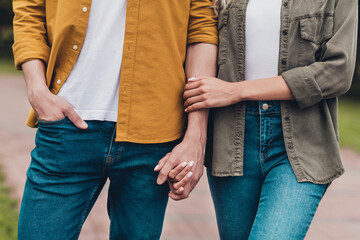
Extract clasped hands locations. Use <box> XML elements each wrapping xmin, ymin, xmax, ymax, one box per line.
<box><xmin>155</xmin><ymin>137</ymin><xmax>205</xmax><ymax>201</ymax></box>
<box><xmin>155</xmin><ymin>76</ymin><xmax>235</xmax><ymax>200</ymax></box>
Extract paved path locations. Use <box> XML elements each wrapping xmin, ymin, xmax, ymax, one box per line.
<box><xmin>0</xmin><ymin>75</ymin><xmax>359</xmax><ymax>240</ymax></box>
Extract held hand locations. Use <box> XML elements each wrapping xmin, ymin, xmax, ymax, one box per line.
<box><xmin>155</xmin><ymin>138</ymin><xmax>205</xmax><ymax>200</ymax></box>
<box><xmin>183</xmin><ymin>76</ymin><xmax>240</xmax><ymax>112</ymax></box>
<box><xmin>28</xmin><ymin>87</ymin><xmax>88</xmax><ymax>129</ymax></box>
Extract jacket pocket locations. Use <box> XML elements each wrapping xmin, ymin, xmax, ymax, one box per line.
<box><xmin>299</xmin><ymin>15</ymin><xmax>334</xmax><ymax>44</ymax></box>
<box><xmin>298</xmin><ymin>15</ymin><xmax>334</xmax><ymax>66</ymax></box>
<box><xmin>218</xmin><ymin>10</ymin><xmax>229</xmax><ymax>65</ymax></box>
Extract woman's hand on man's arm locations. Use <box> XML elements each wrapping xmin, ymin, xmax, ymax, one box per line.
<box><xmin>183</xmin><ymin>75</ymin><xmax>294</xmax><ymax>112</ymax></box>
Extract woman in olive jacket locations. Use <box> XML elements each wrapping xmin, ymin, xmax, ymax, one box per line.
<box><xmin>183</xmin><ymin>0</ymin><xmax>358</xmax><ymax>239</ymax></box>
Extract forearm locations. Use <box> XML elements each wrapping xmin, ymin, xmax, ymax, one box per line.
<box><xmin>184</xmin><ymin>43</ymin><xmax>217</xmax><ymax>144</ymax></box>
<box><xmin>237</xmin><ymin>76</ymin><xmax>294</xmax><ymax>102</ymax></box>
<box><xmin>22</xmin><ymin>60</ymin><xmax>49</xmax><ymax>101</ymax></box>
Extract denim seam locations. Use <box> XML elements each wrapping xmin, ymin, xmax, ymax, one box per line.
<box><xmin>105</xmin><ymin>124</ymin><xmax>118</xmax><ymax>165</ymax></box>
<box><xmin>264</xmin><ymin>116</ymin><xmax>274</xmax><ymax>160</ymax></box>
<box><xmin>75</xmin><ymin>181</ymin><xmax>104</xmax><ymax>239</ymax></box>
<box><xmin>259</xmin><ymin>111</ymin><xmax>265</xmax><ymax>177</ymax></box>
<box><xmin>112</xmin><ymin>144</ymin><xmax>124</xmax><ymax>164</ymax></box>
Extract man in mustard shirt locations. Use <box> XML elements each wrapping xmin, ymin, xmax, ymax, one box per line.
<box><xmin>13</xmin><ymin>0</ymin><xmax>217</xmax><ymax>239</ymax></box>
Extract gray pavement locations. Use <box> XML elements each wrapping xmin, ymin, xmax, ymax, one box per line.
<box><xmin>0</xmin><ymin>75</ymin><xmax>359</xmax><ymax>239</ymax></box>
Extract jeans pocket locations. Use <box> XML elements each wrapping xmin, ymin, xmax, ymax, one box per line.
<box><xmin>37</xmin><ymin>117</ymin><xmax>68</xmax><ymax>126</ymax></box>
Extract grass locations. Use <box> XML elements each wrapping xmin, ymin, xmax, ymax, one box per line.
<box><xmin>0</xmin><ymin>165</ymin><xmax>18</xmax><ymax>240</ymax></box>
<box><xmin>0</xmin><ymin>58</ymin><xmax>20</xmax><ymax>75</ymax></box>
<box><xmin>339</xmin><ymin>99</ymin><xmax>360</xmax><ymax>152</ymax></box>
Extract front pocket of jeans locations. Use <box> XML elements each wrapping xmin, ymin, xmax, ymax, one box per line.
<box><xmin>37</xmin><ymin>117</ymin><xmax>67</xmax><ymax>126</ymax></box>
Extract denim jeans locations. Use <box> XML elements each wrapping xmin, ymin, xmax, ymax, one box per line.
<box><xmin>18</xmin><ymin>118</ymin><xmax>178</xmax><ymax>240</ymax></box>
<box><xmin>207</xmin><ymin>101</ymin><xmax>327</xmax><ymax>240</ymax></box>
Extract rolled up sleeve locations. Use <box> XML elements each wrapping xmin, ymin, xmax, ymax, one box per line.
<box><xmin>13</xmin><ymin>0</ymin><xmax>50</xmax><ymax>70</ymax></box>
<box><xmin>187</xmin><ymin>0</ymin><xmax>218</xmax><ymax>45</ymax></box>
<box><xmin>282</xmin><ymin>0</ymin><xmax>358</xmax><ymax>109</ymax></box>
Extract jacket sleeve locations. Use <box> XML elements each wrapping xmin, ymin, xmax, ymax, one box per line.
<box><xmin>187</xmin><ymin>0</ymin><xmax>219</xmax><ymax>45</ymax></box>
<box><xmin>281</xmin><ymin>0</ymin><xmax>358</xmax><ymax>109</ymax></box>
<box><xmin>12</xmin><ymin>0</ymin><xmax>50</xmax><ymax>70</ymax></box>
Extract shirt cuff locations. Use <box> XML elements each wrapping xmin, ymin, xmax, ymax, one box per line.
<box><xmin>281</xmin><ymin>67</ymin><xmax>323</xmax><ymax>109</ymax></box>
<box><xmin>13</xmin><ymin>41</ymin><xmax>50</xmax><ymax>70</ymax></box>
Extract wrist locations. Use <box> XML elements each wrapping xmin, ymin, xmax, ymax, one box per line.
<box><xmin>235</xmin><ymin>81</ymin><xmax>248</xmax><ymax>102</ymax></box>
<box><xmin>183</xmin><ymin>130</ymin><xmax>207</xmax><ymax>146</ymax></box>
<box><xmin>27</xmin><ymin>82</ymin><xmax>50</xmax><ymax>104</ymax></box>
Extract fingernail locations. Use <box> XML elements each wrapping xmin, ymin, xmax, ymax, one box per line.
<box><xmin>179</xmin><ymin>187</ymin><xmax>184</xmax><ymax>192</ymax></box>
<box><xmin>187</xmin><ymin>172</ymin><xmax>193</xmax><ymax>178</ymax></box>
<box><xmin>188</xmin><ymin>77</ymin><xmax>196</xmax><ymax>81</ymax></box>
<box><xmin>81</xmin><ymin>122</ymin><xmax>88</xmax><ymax>128</ymax></box>
<box><xmin>185</xmin><ymin>109</ymin><xmax>188</xmax><ymax>112</ymax></box>
<box><xmin>181</xmin><ymin>162</ymin><xmax>187</xmax><ymax>168</ymax></box>
<box><xmin>154</xmin><ymin>165</ymin><xmax>159</xmax><ymax>171</ymax></box>
<box><xmin>189</xmin><ymin>161</ymin><xmax>194</xmax><ymax>167</ymax></box>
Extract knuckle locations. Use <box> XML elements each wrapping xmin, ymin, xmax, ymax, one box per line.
<box><xmin>63</xmin><ymin>104</ymin><xmax>72</xmax><ymax>112</ymax></box>
<box><xmin>158</xmin><ymin>171</ymin><xmax>166</xmax><ymax>178</ymax></box>
<box><xmin>169</xmin><ymin>172</ymin><xmax>177</xmax><ymax>179</ymax></box>
<box><xmin>168</xmin><ymin>157</ymin><xmax>176</xmax><ymax>163</ymax></box>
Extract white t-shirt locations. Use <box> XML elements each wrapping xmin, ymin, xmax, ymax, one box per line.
<box><xmin>245</xmin><ymin>0</ymin><xmax>282</xmax><ymax>81</ymax></box>
<box><xmin>58</xmin><ymin>0</ymin><xmax>127</xmax><ymax>122</ymax></box>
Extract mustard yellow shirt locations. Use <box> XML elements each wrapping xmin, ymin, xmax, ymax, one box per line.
<box><xmin>13</xmin><ymin>0</ymin><xmax>218</xmax><ymax>143</ymax></box>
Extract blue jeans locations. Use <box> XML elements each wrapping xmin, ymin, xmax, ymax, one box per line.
<box><xmin>207</xmin><ymin>101</ymin><xmax>327</xmax><ymax>240</ymax></box>
<box><xmin>18</xmin><ymin>118</ymin><xmax>178</xmax><ymax>240</ymax></box>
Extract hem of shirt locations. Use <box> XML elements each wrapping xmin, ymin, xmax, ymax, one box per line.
<box><xmin>207</xmin><ymin>167</ymin><xmax>345</xmax><ymax>185</ymax></box>
<box><xmin>76</xmin><ymin>110</ymin><xmax>118</xmax><ymax>122</ymax></box>
<box><xmin>114</xmin><ymin>132</ymin><xmax>184</xmax><ymax>144</ymax></box>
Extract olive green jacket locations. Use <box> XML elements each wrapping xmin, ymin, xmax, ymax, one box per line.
<box><xmin>205</xmin><ymin>0</ymin><xmax>358</xmax><ymax>184</ymax></box>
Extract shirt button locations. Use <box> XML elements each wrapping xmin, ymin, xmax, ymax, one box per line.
<box><xmin>82</xmin><ymin>6</ymin><xmax>88</xmax><ymax>12</ymax></box>
<box><xmin>282</xmin><ymin>30</ymin><xmax>288</xmax><ymax>36</ymax></box>
<box><xmin>285</xmin><ymin>116</ymin><xmax>290</xmax><ymax>121</ymax></box>
<box><xmin>262</xmin><ymin>103</ymin><xmax>269</xmax><ymax>110</ymax></box>
<box><xmin>284</xmin><ymin>2</ymin><xmax>288</xmax><ymax>7</ymax></box>
<box><xmin>281</xmin><ymin>59</ymin><xmax>287</xmax><ymax>65</ymax></box>
<box><xmin>73</xmin><ymin>45</ymin><xmax>79</xmax><ymax>51</ymax></box>
<box><xmin>57</xmin><ymin>79</ymin><xmax>61</xmax><ymax>85</ymax></box>
<box><xmin>288</xmin><ymin>145</ymin><xmax>294</xmax><ymax>149</ymax></box>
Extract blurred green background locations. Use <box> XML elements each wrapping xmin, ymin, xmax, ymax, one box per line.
<box><xmin>0</xmin><ymin>1</ymin><xmax>359</xmax><ymax>240</ymax></box>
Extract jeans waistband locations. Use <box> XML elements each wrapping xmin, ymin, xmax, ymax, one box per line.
<box><xmin>245</xmin><ymin>101</ymin><xmax>281</xmax><ymax>114</ymax></box>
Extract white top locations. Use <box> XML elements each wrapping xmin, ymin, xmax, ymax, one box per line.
<box><xmin>58</xmin><ymin>0</ymin><xmax>127</xmax><ymax>122</ymax></box>
<box><xmin>245</xmin><ymin>0</ymin><xmax>282</xmax><ymax>81</ymax></box>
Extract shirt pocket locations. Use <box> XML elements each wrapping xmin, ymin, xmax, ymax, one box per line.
<box><xmin>298</xmin><ymin>15</ymin><xmax>334</xmax><ymax>66</ymax></box>
<box><xmin>217</xmin><ymin>10</ymin><xmax>229</xmax><ymax>65</ymax></box>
